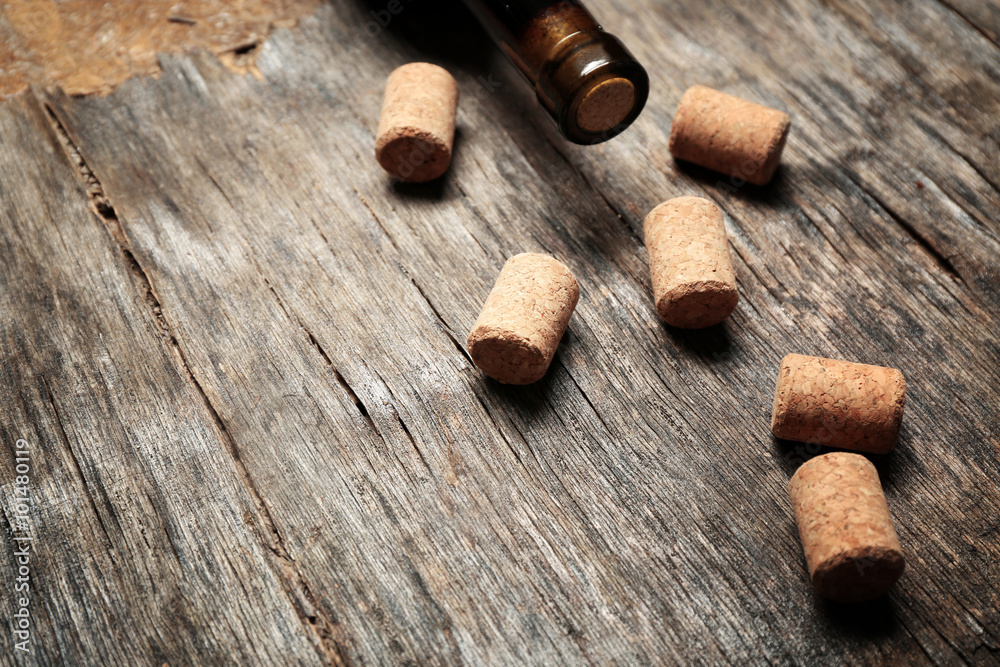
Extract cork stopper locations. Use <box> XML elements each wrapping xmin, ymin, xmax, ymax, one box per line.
<box><xmin>576</xmin><ymin>77</ymin><xmax>637</xmax><ymax>134</ymax></box>
<box><xmin>669</xmin><ymin>85</ymin><xmax>791</xmax><ymax>186</ymax></box>
<box><xmin>375</xmin><ymin>63</ymin><xmax>458</xmax><ymax>183</ymax></box>
<box><xmin>643</xmin><ymin>196</ymin><xmax>739</xmax><ymax>328</ymax></box>
<box><xmin>789</xmin><ymin>452</ymin><xmax>905</xmax><ymax>602</ymax></box>
<box><xmin>467</xmin><ymin>254</ymin><xmax>580</xmax><ymax>385</ymax></box>
<box><xmin>771</xmin><ymin>354</ymin><xmax>906</xmax><ymax>454</ymax></box>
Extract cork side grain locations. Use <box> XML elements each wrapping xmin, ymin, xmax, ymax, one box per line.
<box><xmin>771</xmin><ymin>353</ymin><xmax>907</xmax><ymax>453</ymax></box>
<box><xmin>789</xmin><ymin>452</ymin><xmax>905</xmax><ymax>602</ymax></box>
<box><xmin>643</xmin><ymin>196</ymin><xmax>738</xmax><ymax>328</ymax></box>
<box><xmin>668</xmin><ymin>85</ymin><xmax>791</xmax><ymax>186</ymax></box>
<box><xmin>467</xmin><ymin>253</ymin><xmax>580</xmax><ymax>385</ymax></box>
<box><xmin>375</xmin><ymin>62</ymin><xmax>458</xmax><ymax>183</ymax></box>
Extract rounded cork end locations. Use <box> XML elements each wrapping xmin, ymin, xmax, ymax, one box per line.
<box><xmin>812</xmin><ymin>546</ymin><xmax>906</xmax><ymax>603</ymax></box>
<box><xmin>375</xmin><ymin>130</ymin><xmax>451</xmax><ymax>183</ymax></box>
<box><xmin>750</xmin><ymin>114</ymin><xmax>792</xmax><ymax>186</ymax></box>
<box><xmin>467</xmin><ymin>329</ymin><xmax>548</xmax><ymax>385</ymax></box>
<box><xmin>576</xmin><ymin>77</ymin><xmax>637</xmax><ymax>134</ymax></box>
<box><xmin>535</xmin><ymin>33</ymin><xmax>648</xmax><ymax>145</ymax></box>
<box><xmin>657</xmin><ymin>282</ymin><xmax>739</xmax><ymax>329</ymax></box>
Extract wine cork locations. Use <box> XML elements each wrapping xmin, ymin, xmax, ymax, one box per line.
<box><xmin>375</xmin><ymin>63</ymin><xmax>458</xmax><ymax>183</ymax></box>
<box><xmin>576</xmin><ymin>77</ymin><xmax>636</xmax><ymax>134</ymax></box>
<box><xmin>771</xmin><ymin>354</ymin><xmax>906</xmax><ymax>454</ymax></box>
<box><xmin>643</xmin><ymin>196</ymin><xmax>738</xmax><ymax>328</ymax></box>
<box><xmin>467</xmin><ymin>254</ymin><xmax>579</xmax><ymax>385</ymax></box>
<box><xmin>789</xmin><ymin>452</ymin><xmax>905</xmax><ymax>602</ymax></box>
<box><xmin>668</xmin><ymin>85</ymin><xmax>791</xmax><ymax>186</ymax></box>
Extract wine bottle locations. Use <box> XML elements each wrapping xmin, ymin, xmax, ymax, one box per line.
<box><xmin>462</xmin><ymin>0</ymin><xmax>649</xmax><ymax>144</ymax></box>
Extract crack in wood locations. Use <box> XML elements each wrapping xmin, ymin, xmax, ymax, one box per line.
<box><xmin>228</xmin><ymin>41</ymin><xmax>261</xmax><ymax>56</ymax></box>
<box><xmin>452</xmin><ymin>179</ymin><xmax>508</xmax><ymax>262</ymax></box>
<box><xmin>254</xmin><ymin>267</ymin><xmax>414</xmax><ymax>488</ymax></box>
<box><xmin>539</xmin><ymin>131</ymin><xmax>645</xmax><ymax>246</ymax></box>
<box><xmin>555</xmin><ymin>360</ymin><xmax>613</xmax><ymax>437</ymax></box>
<box><xmin>333</xmin><ymin>368</ymin><xmax>375</xmax><ymax>429</ymax></box>
<box><xmin>354</xmin><ymin>188</ymin><xmax>473</xmax><ymax>369</ymax></box>
<box><xmin>910</xmin><ymin>115</ymin><xmax>1000</xmax><ymax>208</ymax></box>
<box><xmin>405</xmin><ymin>274</ymin><xmax>473</xmax><ymax>368</ymax></box>
<box><xmin>728</xmin><ymin>243</ymin><xmax>787</xmax><ymax>307</ymax></box>
<box><xmin>395</xmin><ymin>413</ymin><xmax>431</xmax><ymax>474</ymax></box>
<box><xmin>443</xmin><ymin>327</ymin><xmax>474</xmax><ymax>366</ymax></box>
<box><xmin>40</xmin><ymin>97</ymin><xmax>353</xmax><ymax>667</ymax></box>
<box><xmin>364</xmin><ymin>364</ymin><xmax>434</xmax><ymax>476</ymax></box>
<box><xmin>42</xmin><ymin>102</ymin><xmax>129</xmax><ymax>247</ymax></box>
<box><xmin>469</xmin><ymin>388</ymin><xmax>532</xmax><ymax>473</ymax></box>
<box><xmin>843</xmin><ymin>172</ymin><xmax>965</xmax><ymax>282</ymax></box>
<box><xmin>934</xmin><ymin>0</ymin><xmax>1000</xmax><ymax>50</ymax></box>
<box><xmin>142</xmin><ymin>487</ymin><xmax>185</xmax><ymax>566</ymax></box>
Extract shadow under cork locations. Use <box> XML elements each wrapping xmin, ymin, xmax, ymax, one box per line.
<box><xmin>661</xmin><ymin>321</ymin><xmax>733</xmax><ymax>363</ymax></box>
<box><xmin>477</xmin><ymin>366</ymin><xmax>557</xmax><ymax>421</ymax></box>
<box><xmin>673</xmin><ymin>158</ymin><xmax>790</xmax><ymax>207</ymax></box>
<box><xmin>471</xmin><ymin>328</ymin><xmax>577</xmax><ymax>418</ymax></box>
<box><xmin>388</xmin><ymin>173</ymin><xmax>447</xmax><ymax>200</ymax></box>
<box><xmin>771</xmin><ymin>434</ymin><xmax>904</xmax><ymax>486</ymax></box>
<box><xmin>816</xmin><ymin>594</ymin><xmax>901</xmax><ymax>640</ymax></box>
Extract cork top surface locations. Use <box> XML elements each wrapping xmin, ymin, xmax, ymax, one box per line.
<box><xmin>576</xmin><ymin>77</ymin><xmax>636</xmax><ymax>134</ymax></box>
<box><xmin>789</xmin><ymin>452</ymin><xmax>905</xmax><ymax>602</ymax></box>
<box><xmin>643</xmin><ymin>196</ymin><xmax>738</xmax><ymax>328</ymax></box>
<box><xmin>388</xmin><ymin>62</ymin><xmax>454</xmax><ymax>86</ymax></box>
<box><xmin>375</xmin><ymin>62</ymin><xmax>458</xmax><ymax>183</ymax></box>
<box><xmin>468</xmin><ymin>253</ymin><xmax>580</xmax><ymax>384</ymax></box>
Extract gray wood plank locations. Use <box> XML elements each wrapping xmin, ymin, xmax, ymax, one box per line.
<box><xmin>1</xmin><ymin>0</ymin><xmax>998</xmax><ymax>664</ymax></box>
<box><xmin>0</xmin><ymin>95</ymin><xmax>323</xmax><ymax>665</ymax></box>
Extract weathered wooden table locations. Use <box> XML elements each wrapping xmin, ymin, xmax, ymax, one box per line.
<box><xmin>1</xmin><ymin>0</ymin><xmax>998</xmax><ymax>664</ymax></box>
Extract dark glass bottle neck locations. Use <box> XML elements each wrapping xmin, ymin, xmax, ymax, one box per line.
<box><xmin>463</xmin><ymin>0</ymin><xmax>649</xmax><ymax>144</ymax></box>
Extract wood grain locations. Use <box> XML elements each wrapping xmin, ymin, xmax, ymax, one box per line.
<box><xmin>2</xmin><ymin>0</ymin><xmax>999</xmax><ymax>664</ymax></box>
<box><xmin>0</xmin><ymin>0</ymin><xmax>319</xmax><ymax>96</ymax></box>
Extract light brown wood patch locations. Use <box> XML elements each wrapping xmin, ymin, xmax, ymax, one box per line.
<box><xmin>0</xmin><ymin>0</ymin><xmax>319</xmax><ymax>96</ymax></box>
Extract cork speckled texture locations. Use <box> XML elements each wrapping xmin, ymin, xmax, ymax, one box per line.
<box><xmin>668</xmin><ymin>85</ymin><xmax>791</xmax><ymax>186</ymax></box>
<box><xmin>375</xmin><ymin>62</ymin><xmax>458</xmax><ymax>183</ymax></box>
<box><xmin>643</xmin><ymin>196</ymin><xmax>738</xmax><ymax>328</ymax></box>
<box><xmin>467</xmin><ymin>253</ymin><xmax>580</xmax><ymax>385</ymax></box>
<box><xmin>771</xmin><ymin>353</ymin><xmax>907</xmax><ymax>453</ymax></box>
<box><xmin>789</xmin><ymin>452</ymin><xmax>905</xmax><ymax>602</ymax></box>
<box><xmin>576</xmin><ymin>77</ymin><xmax>636</xmax><ymax>134</ymax></box>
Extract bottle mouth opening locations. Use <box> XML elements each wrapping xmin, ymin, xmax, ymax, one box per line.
<box><xmin>535</xmin><ymin>33</ymin><xmax>649</xmax><ymax>144</ymax></box>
